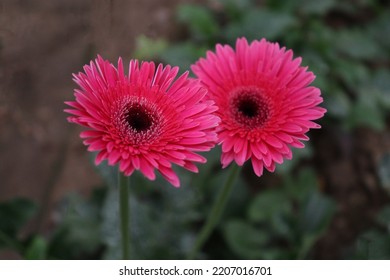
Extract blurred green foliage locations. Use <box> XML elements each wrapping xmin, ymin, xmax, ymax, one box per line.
<box><xmin>1</xmin><ymin>0</ymin><xmax>389</xmax><ymax>260</ymax></box>
<box><xmin>356</xmin><ymin>206</ymin><xmax>390</xmax><ymax>259</ymax></box>
<box><xmin>224</xmin><ymin>169</ymin><xmax>335</xmax><ymax>259</ymax></box>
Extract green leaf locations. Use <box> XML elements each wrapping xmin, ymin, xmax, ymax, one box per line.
<box><xmin>297</xmin><ymin>191</ymin><xmax>335</xmax><ymax>258</ymax></box>
<box><xmin>24</xmin><ymin>236</ymin><xmax>47</xmax><ymax>260</ymax></box>
<box><xmin>267</xmin><ymin>0</ymin><xmax>336</xmax><ymax>15</ymax></box>
<box><xmin>301</xmin><ymin>50</ymin><xmax>330</xmax><ymax>79</ymax></box>
<box><xmin>48</xmin><ymin>190</ymin><xmax>105</xmax><ymax>259</ymax></box>
<box><xmin>299</xmin><ymin>0</ymin><xmax>337</xmax><ymax>15</ymax></box>
<box><xmin>297</xmin><ymin>234</ymin><xmax>320</xmax><ymax>259</ymax></box>
<box><xmin>357</xmin><ymin>230</ymin><xmax>390</xmax><ymax>259</ymax></box>
<box><xmin>0</xmin><ymin>198</ymin><xmax>36</xmax><ymax>248</ymax></box>
<box><xmin>177</xmin><ymin>5</ymin><xmax>219</xmax><ymax>41</ymax></box>
<box><xmin>346</xmin><ymin>95</ymin><xmax>386</xmax><ymax>131</ymax></box>
<box><xmin>299</xmin><ymin>191</ymin><xmax>335</xmax><ymax>234</ymax></box>
<box><xmin>224</xmin><ymin>9</ymin><xmax>296</xmax><ymax>42</ymax></box>
<box><xmin>248</xmin><ymin>190</ymin><xmax>291</xmax><ymax>223</ymax></box>
<box><xmin>367</xmin><ymin>11</ymin><xmax>390</xmax><ymax>50</ymax></box>
<box><xmin>334</xmin><ymin>29</ymin><xmax>384</xmax><ymax>60</ymax></box>
<box><xmin>323</xmin><ymin>89</ymin><xmax>351</xmax><ymax>119</ymax></box>
<box><xmin>332</xmin><ymin>59</ymin><xmax>369</xmax><ymax>91</ymax></box>
<box><xmin>218</xmin><ymin>0</ymin><xmax>255</xmax><ymax>20</ymax></box>
<box><xmin>223</xmin><ymin>220</ymin><xmax>269</xmax><ymax>259</ymax></box>
<box><xmin>366</xmin><ymin>69</ymin><xmax>390</xmax><ymax>110</ymax></box>
<box><xmin>269</xmin><ymin>213</ymin><xmax>293</xmax><ymax>239</ymax></box>
<box><xmin>218</xmin><ymin>0</ymin><xmax>254</xmax><ymax>10</ymax></box>
<box><xmin>160</xmin><ymin>43</ymin><xmax>206</xmax><ymax>75</ymax></box>
<box><xmin>133</xmin><ymin>36</ymin><xmax>168</xmax><ymax>60</ymax></box>
<box><xmin>284</xmin><ymin>168</ymin><xmax>318</xmax><ymax>202</ymax></box>
<box><xmin>265</xmin><ymin>0</ymin><xmax>298</xmax><ymax>12</ymax></box>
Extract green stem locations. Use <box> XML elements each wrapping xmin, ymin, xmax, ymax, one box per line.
<box><xmin>119</xmin><ymin>171</ymin><xmax>130</xmax><ymax>260</ymax></box>
<box><xmin>188</xmin><ymin>164</ymin><xmax>240</xmax><ymax>259</ymax></box>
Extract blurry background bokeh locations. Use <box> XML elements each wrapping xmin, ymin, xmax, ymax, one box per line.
<box><xmin>0</xmin><ymin>0</ymin><xmax>389</xmax><ymax>260</ymax></box>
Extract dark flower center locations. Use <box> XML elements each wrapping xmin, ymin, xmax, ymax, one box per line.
<box><xmin>113</xmin><ymin>96</ymin><xmax>163</xmax><ymax>145</ymax></box>
<box><xmin>230</xmin><ymin>88</ymin><xmax>271</xmax><ymax>128</ymax></box>
<box><xmin>237</xmin><ymin>98</ymin><xmax>259</xmax><ymax>118</ymax></box>
<box><xmin>126</xmin><ymin>104</ymin><xmax>153</xmax><ymax>132</ymax></box>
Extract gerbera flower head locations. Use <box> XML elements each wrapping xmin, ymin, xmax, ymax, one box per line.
<box><xmin>192</xmin><ymin>38</ymin><xmax>326</xmax><ymax>176</ymax></box>
<box><xmin>65</xmin><ymin>56</ymin><xmax>219</xmax><ymax>187</ymax></box>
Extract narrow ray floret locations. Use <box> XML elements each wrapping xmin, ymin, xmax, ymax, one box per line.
<box><xmin>192</xmin><ymin>38</ymin><xmax>326</xmax><ymax>176</ymax></box>
<box><xmin>65</xmin><ymin>56</ymin><xmax>220</xmax><ymax>187</ymax></box>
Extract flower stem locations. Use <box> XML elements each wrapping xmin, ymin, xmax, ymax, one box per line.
<box><xmin>119</xmin><ymin>171</ymin><xmax>130</xmax><ymax>260</ymax></box>
<box><xmin>188</xmin><ymin>164</ymin><xmax>240</xmax><ymax>259</ymax></box>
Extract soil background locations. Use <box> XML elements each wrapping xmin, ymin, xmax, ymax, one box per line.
<box><xmin>0</xmin><ymin>0</ymin><xmax>389</xmax><ymax>260</ymax></box>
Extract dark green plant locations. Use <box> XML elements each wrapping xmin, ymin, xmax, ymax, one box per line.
<box><xmin>356</xmin><ymin>206</ymin><xmax>390</xmax><ymax>259</ymax></box>
<box><xmin>223</xmin><ymin>169</ymin><xmax>336</xmax><ymax>259</ymax></box>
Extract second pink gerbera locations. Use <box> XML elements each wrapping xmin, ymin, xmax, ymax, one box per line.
<box><xmin>192</xmin><ymin>38</ymin><xmax>326</xmax><ymax>176</ymax></box>
<box><xmin>65</xmin><ymin>56</ymin><xmax>219</xmax><ymax>187</ymax></box>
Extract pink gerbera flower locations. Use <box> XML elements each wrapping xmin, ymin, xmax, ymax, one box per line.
<box><xmin>192</xmin><ymin>38</ymin><xmax>326</xmax><ymax>176</ymax></box>
<box><xmin>65</xmin><ymin>56</ymin><xmax>219</xmax><ymax>187</ymax></box>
